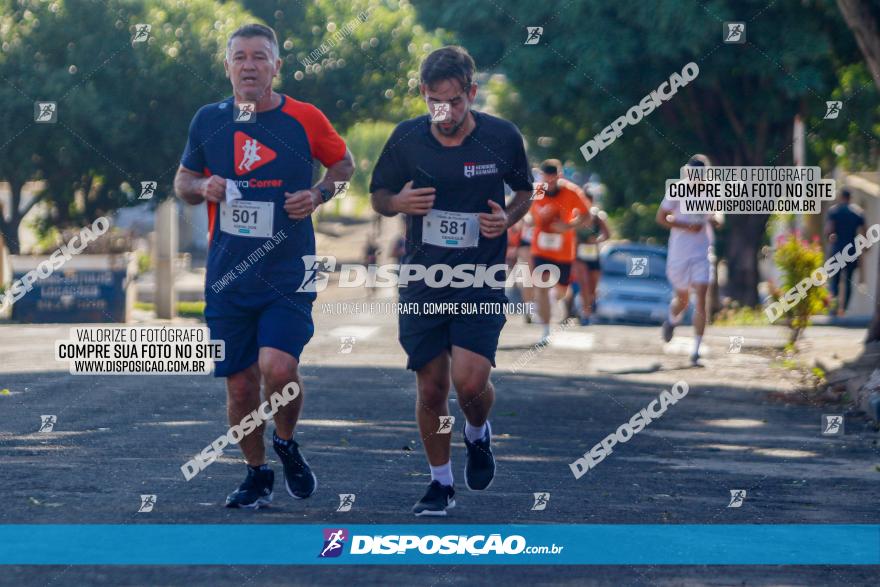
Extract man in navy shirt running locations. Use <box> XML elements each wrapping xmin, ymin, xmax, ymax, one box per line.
<box><xmin>371</xmin><ymin>46</ymin><xmax>534</xmax><ymax>516</ymax></box>
<box><xmin>174</xmin><ymin>24</ymin><xmax>354</xmax><ymax>508</ymax></box>
<box><xmin>825</xmin><ymin>188</ymin><xmax>866</xmax><ymax>315</ymax></box>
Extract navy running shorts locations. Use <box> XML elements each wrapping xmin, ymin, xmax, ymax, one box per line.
<box><xmin>532</xmin><ymin>255</ymin><xmax>573</xmax><ymax>286</ymax></box>
<box><xmin>398</xmin><ymin>302</ymin><xmax>506</xmax><ymax>371</ymax></box>
<box><xmin>205</xmin><ymin>290</ymin><xmax>314</xmax><ymax>377</ymax></box>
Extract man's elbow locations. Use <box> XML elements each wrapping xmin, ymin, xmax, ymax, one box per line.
<box><xmin>370</xmin><ymin>192</ymin><xmax>396</xmax><ymax>217</ymax></box>
<box><xmin>336</xmin><ymin>150</ymin><xmax>356</xmax><ymax>177</ymax></box>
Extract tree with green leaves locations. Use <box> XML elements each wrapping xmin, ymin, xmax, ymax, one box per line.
<box><xmin>0</xmin><ymin>0</ymin><xmax>252</xmax><ymax>252</ymax></box>
<box><xmin>411</xmin><ymin>0</ymin><xmax>856</xmax><ymax>305</ymax></box>
<box><xmin>0</xmin><ymin>0</ymin><xmax>445</xmax><ymax>255</ymax></box>
<box><xmin>836</xmin><ymin>0</ymin><xmax>880</xmax><ymax>342</ymax></box>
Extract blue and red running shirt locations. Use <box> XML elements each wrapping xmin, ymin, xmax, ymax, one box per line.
<box><xmin>180</xmin><ymin>94</ymin><xmax>346</xmax><ymax>300</ymax></box>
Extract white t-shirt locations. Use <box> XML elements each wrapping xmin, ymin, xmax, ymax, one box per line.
<box><xmin>660</xmin><ymin>186</ymin><xmax>715</xmax><ymax>261</ymax></box>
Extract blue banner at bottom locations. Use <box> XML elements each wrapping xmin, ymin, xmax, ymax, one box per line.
<box><xmin>1</xmin><ymin>525</ymin><xmax>878</xmax><ymax>565</ymax></box>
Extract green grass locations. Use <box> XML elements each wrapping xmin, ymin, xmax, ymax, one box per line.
<box><xmin>134</xmin><ymin>301</ymin><xmax>205</xmax><ymax>318</ymax></box>
<box><xmin>713</xmin><ymin>306</ymin><xmax>770</xmax><ymax>326</ymax></box>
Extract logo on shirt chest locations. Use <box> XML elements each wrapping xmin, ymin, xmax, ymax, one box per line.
<box><xmin>234</xmin><ymin>131</ymin><xmax>277</xmax><ymax>175</ymax></box>
<box><xmin>463</xmin><ymin>161</ymin><xmax>498</xmax><ymax>178</ymax></box>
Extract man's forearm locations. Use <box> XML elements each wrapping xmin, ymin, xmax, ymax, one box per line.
<box><xmin>313</xmin><ymin>154</ymin><xmax>355</xmax><ymax>199</ymax></box>
<box><xmin>371</xmin><ymin>188</ymin><xmax>398</xmax><ymax>217</ymax></box>
<box><xmin>175</xmin><ymin>170</ymin><xmax>206</xmax><ymax>206</ymax></box>
<box><xmin>506</xmin><ymin>190</ymin><xmax>532</xmax><ymax>227</ymax></box>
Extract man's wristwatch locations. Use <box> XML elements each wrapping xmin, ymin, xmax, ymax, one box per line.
<box><xmin>317</xmin><ymin>186</ymin><xmax>333</xmax><ymax>203</ymax></box>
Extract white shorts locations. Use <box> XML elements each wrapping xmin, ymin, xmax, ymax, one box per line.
<box><xmin>666</xmin><ymin>256</ymin><xmax>712</xmax><ymax>291</ymax></box>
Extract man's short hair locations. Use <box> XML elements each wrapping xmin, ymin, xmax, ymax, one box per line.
<box><xmin>420</xmin><ymin>46</ymin><xmax>475</xmax><ymax>91</ymax></box>
<box><xmin>840</xmin><ymin>187</ymin><xmax>851</xmax><ymax>200</ymax></box>
<box><xmin>227</xmin><ymin>23</ymin><xmax>279</xmax><ymax>60</ymax></box>
<box><xmin>687</xmin><ymin>153</ymin><xmax>712</xmax><ymax>167</ymax></box>
<box><xmin>541</xmin><ymin>159</ymin><xmax>562</xmax><ymax>175</ymax></box>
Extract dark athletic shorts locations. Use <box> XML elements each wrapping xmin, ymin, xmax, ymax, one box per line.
<box><xmin>575</xmin><ymin>257</ymin><xmax>601</xmax><ymax>271</ymax></box>
<box><xmin>533</xmin><ymin>255</ymin><xmax>573</xmax><ymax>286</ymax></box>
<box><xmin>205</xmin><ymin>290</ymin><xmax>314</xmax><ymax>377</ymax></box>
<box><xmin>398</xmin><ymin>302</ymin><xmax>506</xmax><ymax>371</ymax></box>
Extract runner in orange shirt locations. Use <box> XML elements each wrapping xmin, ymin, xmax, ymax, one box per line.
<box><xmin>530</xmin><ymin>159</ymin><xmax>591</xmax><ymax>341</ymax></box>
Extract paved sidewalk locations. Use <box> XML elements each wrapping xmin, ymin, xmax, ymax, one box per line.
<box><xmin>1</xmin><ymin>310</ymin><xmax>877</xmax><ymax>585</ymax></box>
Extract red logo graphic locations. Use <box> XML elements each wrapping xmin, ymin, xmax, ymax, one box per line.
<box><xmin>234</xmin><ymin>131</ymin><xmax>276</xmax><ymax>176</ymax></box>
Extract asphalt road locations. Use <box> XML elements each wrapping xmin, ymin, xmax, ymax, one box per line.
<box><xmin>1</xmin><ymin>302</ymin><xmax>878</xmax><ymax>585</ymax></box>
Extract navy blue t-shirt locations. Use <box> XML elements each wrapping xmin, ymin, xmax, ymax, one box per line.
<box><xmin>180</xmin><ymin>94</ymin><xmax>346</xmax><ymax>300</ymax></box>
<box><xmin>369</xmin><ymin>111</ymin><xmax>533</xmax><ymax>302</ymax></box>
<box><xmin>827</xmin><ymin>203</ymin><xmax>865</xmax><ymax>254</ymax></box>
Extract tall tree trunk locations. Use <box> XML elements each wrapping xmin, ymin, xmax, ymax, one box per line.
<box><xmin>838</xmin><ymin>0</ymin><xmax>880</xmax><ymax>88</ymax></box>
<box><xmin>0</xmin><ymin>180</ymin><xmax>24</xmax><ymax>255</ymax></box>
<box><xmin>724</xmin><ymin>214</ymin><xmax>769</xmax><ymax>306</ymax></box>
<box><xmin>868</xmin><ymin>251</ymin><xmax>880</xmax><ymax>342</ymax></box>
<box><xmin>837</xmin><ymin>0</ymin><xmax>880</xmax><ymax>341</ymax></box>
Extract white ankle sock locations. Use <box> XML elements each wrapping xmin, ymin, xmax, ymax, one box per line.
<box><xmin>542</xmin><ymin>324</ymin><xmax>550</xmax><ymax>339</ymax></box>
<box><xmin>430</xmin><ymin>461</ymin><xmax>454</xmax><ymax>487</ymax></box>
<box><xmin>465</xmin><ymin>420</ymin><xmax>490</xmax><ymax>443</ymax></box>
<box><xmin>694</xmin><ymin>335</ymin><xmax>703</xmax><ymax>354</ymax></box>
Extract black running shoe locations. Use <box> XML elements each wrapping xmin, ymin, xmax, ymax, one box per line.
<box><xmin>225</xmin><ymin>466</ymin><xmax>274</xmax><ymax>509</ymax></box>
<box><xmin>412</xmin><ymin>480</ymin><xmax>456</xmax><ymax>517</ymax></box>
<box><xmin>273</xmin><ymin>433</ymin><xmax>317</xmax><ymax>499</ymax></box>
<box><xmin>661</xmin><ymin>320</ymin><xmax>675</xmax><ymax>343</ymax></box>
<box><xmin>463</xmin><ymin>423</ymin><xmax>495</xmax><ymax>491</ymax></box>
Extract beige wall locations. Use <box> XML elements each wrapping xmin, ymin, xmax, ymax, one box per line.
<box><xmin>840</xmin><ymin>173</ymin><xmax>879</xmax><ymax>317</ymax></box>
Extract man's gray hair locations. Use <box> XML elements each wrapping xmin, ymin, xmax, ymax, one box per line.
<box><xmin>226</xmin><ymin>23</ymin><xmax>279</xmax><ymax>61</ymax></box>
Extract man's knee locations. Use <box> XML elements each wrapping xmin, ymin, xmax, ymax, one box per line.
<box><xmin>455</xmin><ymin>376</ymin><xmax>490</xmax><ymax>402</ymax></box>
<box><xmin>260</xmin><ymin>357</ymin><xmax>299</xmax><ymax>392</ymax></box>
<box><xmin>418</xmin><ymin>378</ymin><xmax>449</xmax><ymax>408</ymax></box>
<box><xmin>227</xmin><ymin>372</ymin><xmax>260</xmax><ymax>407</ymax></box>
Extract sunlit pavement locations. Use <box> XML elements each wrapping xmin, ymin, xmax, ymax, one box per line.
<box><xmin>1</xmin><ymin>307</ymin><xmax>877</xmax><ymax>585</ymax></box>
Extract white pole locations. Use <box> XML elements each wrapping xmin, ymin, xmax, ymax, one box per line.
<box><xmin>155</xmin><ymin>198</ymin><xmax>177</xmax><ymax>319</ymax></box>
